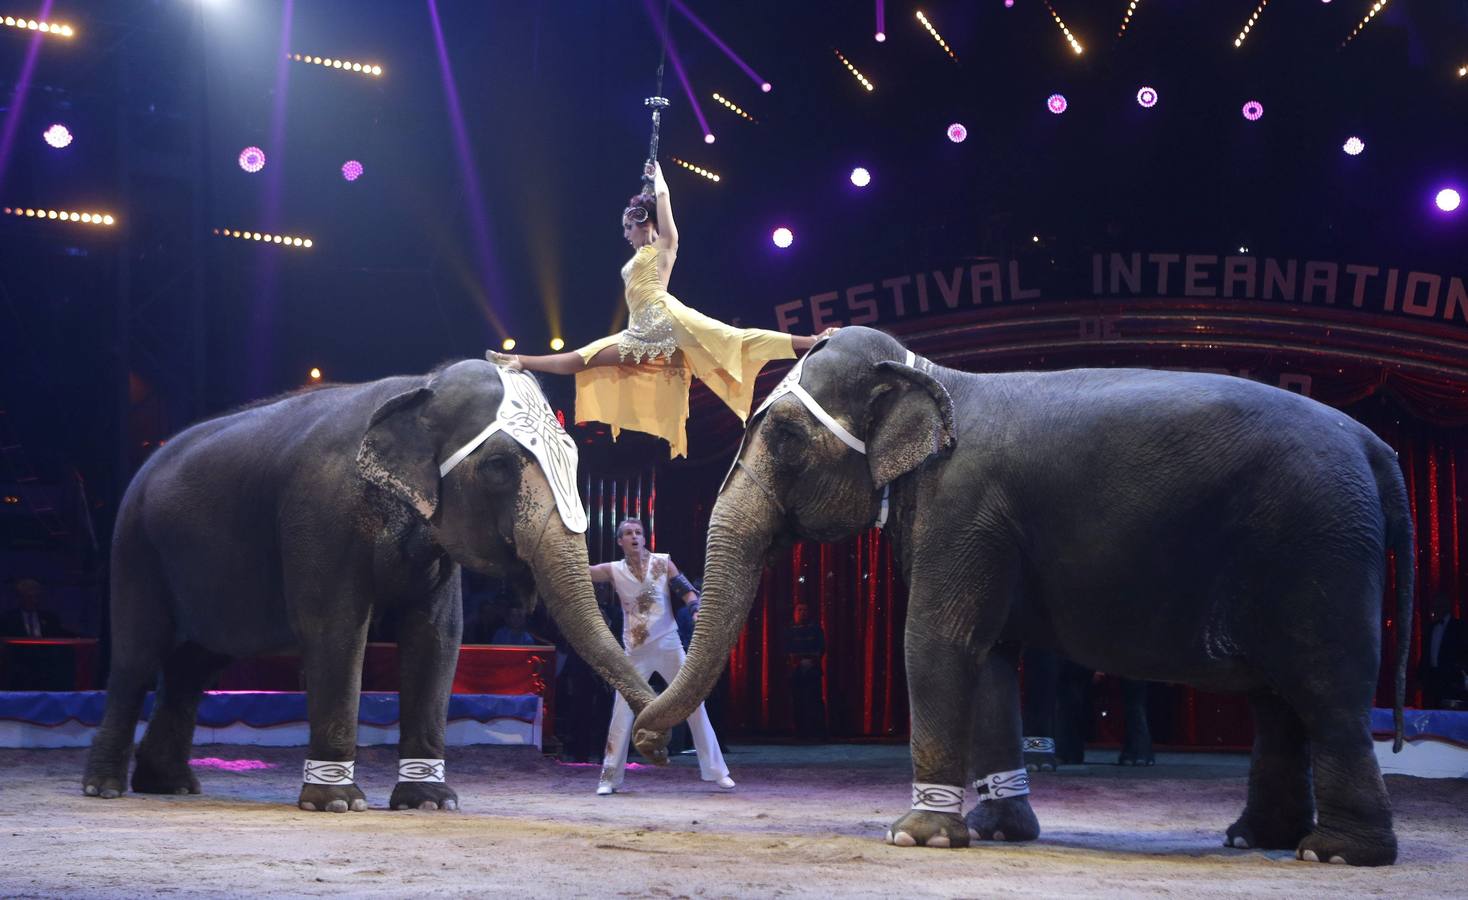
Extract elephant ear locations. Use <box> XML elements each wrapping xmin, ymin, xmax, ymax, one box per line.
<box><xmin>357</xmin><ymin>386</ymin><xmax>440</xmax><ymax>521</ymax></box>
<box><xmin>865</xmin><ymin>360</ymin><xmax>955</xmax><ymax>490</ymax></box>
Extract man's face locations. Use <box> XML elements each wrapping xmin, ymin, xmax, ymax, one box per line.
<box><xmin>618</xmin><ymin>523</ymin><xmax>645</xmax><ymax>556</ymax></box>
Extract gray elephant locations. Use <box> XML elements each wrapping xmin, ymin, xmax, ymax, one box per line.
<box><xmin>633</xmin><ymin>327</ymin><xmax>1412</xmax><ymax>866</ymax></box>
<box><xmin>84</xmin><ymin>360</ymin><xmax>665</xmax><ymax>812</ymax></box>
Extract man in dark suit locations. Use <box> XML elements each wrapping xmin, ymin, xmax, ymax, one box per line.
<box><xmin>0</xmin><ymin>578</ymin><xmax>70</xmax><ymax>638</ymax></box>
<box><xmin>1422</xmin><ymin>592</ymin><xmax>1468</xmax><ymax>710</ymax></box>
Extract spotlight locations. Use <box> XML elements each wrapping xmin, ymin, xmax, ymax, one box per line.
<box><xmin>2</xmin><ymin>16</ymin><xmax>73</xmax><ymax>37</ymax></box>
<box><xmin>1136</xmin><ymin>86</ymin><xmax>1158</xmax><ymax>108</ymax></box>
<box><xmin>43</xmin><ymin>124</ymin><xmax>72</xmax><ymax>149</ymax></box>
<box><xmin>1005</xmin><ymin>0</ymin><xmax>1014</xmax><ymax>6</ymax></box>
<box><xmin>833</xmin><ymin>49</ymin><xmax>874</xmax><ymax>92</ymax></box>
<box><xmin>5</xmin><ymin>206</ymin><xmax>116</xmax><ymax>226</ymax></box>
<box><xmin>1043</xmin><ymin>1</ymin><xmax>1084</xmax><ymax>55</ymax></box>
<box><xmin>309</xmin><ymin>367</ymin><xmax>322</xmax><ymax>381</ymax></box>
<box><xmin>341</xmin><ymin>160</ymin><xmax>364</xmax><ymax>182</ymax></box>
<box><xmin>875</xmin><ymin>32</ymin><xmax>885</xmax><ymax>42</ymax></box>
<box><xmin>761</xmin><ymin>82</ymin><xmax>771</xmax><ymax>92</ymax></box>
<box><xmin>711</xmin><ymin>92</ymin><xmax>756</xmax><ymax>123</ymax></box>
<box><xmin>291</xmin><ymin>53</ymin><xmax>384</xmax><ymax>78</ymax></box>
<box><xmin>1233</xmin><ymin>0</ymin><xmax>1269</xmax><ymax>49</ymax></box>
<box><xmin>1118</xmin><ymin>0</ymin><xmax>1141</xmax><ymax>37</ymax></box>
<box><xmin>1047</xmin><ymin>93</ymin><xmax>1068</xmax><ymax>114</ymax></box>
<box><xmin>238</xmin><ymin>146</ymin><xmax>266</xmax><ymax>173</ymax></box>
<box><xmin>502</xmin><ymin>337</ymin><xmax>517</xmax><ymax>351</ymax></box>
<box><xmin>670</xmin><ymin>157</ymin><xmax>722</xmax><ymax>182</ymax></box>
<box><xmin>1343</xmin><ymin>0</ymin><xmax>1391</xmax><ymax>48</ymax></box>
<box><xmin>772</xmin><ymin>227</ymin><xmax>794</xmax><ymax>249</ymax></box>
<box><xmin>704</xmin><ymin>133</ymin><xmax>716</xmax><ymax>144</ymax></box>
<box><xmin>850</xmin><ymin>167</ymin><xmax>871</xmax><ymax>187</ymax></box>
<box><xmin>1342</xmin><ymin>136</ymin><xmax>1365</xmax><ymax>156</ymax></box>
<box><xmin>1241</xmin><ymin>100</ymin><xmax>1264</xmax><ymax>121</ymax></box>
<box><xmin>947</xmin><ymin>122</ymin><xmax>968</xmax><ymax>143</ymax></box>
<box><xmin>550</xmin><ymin>338</ymin><xmax>565</xmax><ymax>351</ymax></box>
<box><xmin>915</xmin><ymin>11</ymin><xmax>957</xmax><ymax>60</ymax></box>
<box><xmin>214</xmin><ymin>226</ymin><xmax>313</xmax><ymax>249</ymax></box>
<box><xmin>1436</xmin><ymin>188</ymin><xmax>1462</xmax><ymax>213</ymax></box>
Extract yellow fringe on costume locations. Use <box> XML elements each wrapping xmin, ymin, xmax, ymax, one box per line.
<box><xmin>574</xmin><ymin>244</ymin><xmax>795</xmax><ymax>458</ymax></box>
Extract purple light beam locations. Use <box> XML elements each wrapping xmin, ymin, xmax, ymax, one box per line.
<box><xmin>645</xmin><ymin>0</ymin><xmax>714</xmax><ymax>144</ymax></box>
<box><xmin>246</xmin><ymin>0</ymin><xmax>295</xmax><ymax>397</ymax></box>
<box><xmin>668</xmin><ymin>0</ymin><xmax>769</xmax><ymax>91</ymax></box>
<box><xmin>876</xmin><ymin>1</ymin><xmax>886</xmax><ymax>41</ymax></box>
<box><xmin>0</xmin><ymin>0</ymin><xmax>55</xmax><ymax>194</ymax></box>
<box><xmin>427</xmin><ymin>0</ymin><xmax>509</xmax><ymax>339</ymax></box>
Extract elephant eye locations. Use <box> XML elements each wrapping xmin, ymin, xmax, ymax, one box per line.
<box><xmin>767</xmin><ymin>421</ymin><xmax>809</xmax><ymax>467</ymax></box>
<box><xmin>479</xmin><ymin>453</ymin><xmax>518</xmax><ymax>485</ymax></box>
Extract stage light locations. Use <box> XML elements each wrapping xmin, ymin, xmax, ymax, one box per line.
<box><xmin>1118</xmin><ymin>0</ymin><xmax>1141</xmax><ymax>37</ymax></box>
<box><xmin>309</xmin><ymin>368</ymin><xmax>322</xmax><ymax>381</ymax></box>
<box><xmin>1343</xmin><ymin>1</ymin><xmax>1390</xmax><ymax>48</ymax></box>
<box><xmin>1047</xmin><ymin>93</ymin><xmax>1068</xmax><ymax>114</ymax></box>
<box><xmin>704</xmin><ymin>133</ymin><xmax>716</xmax><ymax>144</ymax></box>
<box><xmin>915</xmin><ymin>11</ymin><xmax>956</xmax><ymax>60</ymax></box>
<box><xmin>1043</xmin><ymin>2</ymin><xmax>1084</xmax><ymax>55</ymax></box>
<box><xmin>215</xmin><ymin>226</ymin><xmax>313</xmax><ymax>248</ymax></box>
<box><xmin>947</xmin><ymin>122</ymin><xmax>968</xmax><ymax>143</ymax></box>
<box><xmin>850</xmin><ymin>167</ymin><xmax>871</xmax><ymax>187</ymax></box>
<box><xmin>1459</xmin><ymin>65</ymin><xmax>1466</xmax><ymax>78</ymax></box>
<box><xmin>1342</xmin><ymin>136</ymin><xmax>1365</xmax><ymax>156</ymax></box>
<box><xmin>550</xmin><ymin>338</ymin><xmax>565</xmax><ymax>351</ymax></box>
<box><xmin>42</xmin><ymin>124</ymin><xmax>72</xmax><ymax>149</ymax></box>
<box><xmin>670</xmin><ymin>157</ymin><xmax>721</xmax><ymax>182</ymax></box>
<box><xmin>1032</xmin><ymin>235</ymin><xmax>1040</xmax><ymax>243</ymax></box>
<box><xmin>875</xmin><ymin>32</ymin><xmax>885</xmax><ymax>42</ymax></box>
<box><xmin>1006</xmin><ymin>0</ymin><xmax>1014</xmax><ymax>7</ymax></box>
<box><xmin>2</xmin><ymin>16</ymin><xmax>73</xmax><ymax>37</ymax></box>
<box><xmin>760</xmin><ymin>82</ymin><xmax>771</xmax><ymax>93</ymax></box>
<box><xmin>290</xmin><ymin>52</ymin><xmax>383</xmax><ymax>78</ymax></box>
<box><xmin>1136</xmin><ymin>86</ymin><xmax>1158</xmax><ymax>108</ymax></box>
<box><xmin>1233</xmin><ymin>0</ymin><xmax>1269</xmax><ymax>49</ymax></box>
<box><xmin>341</xmin><ymin>160</ymin><xmax>364</xmax><ymax>182</ymax></box>
<box><xmin>238</xmin><ymin>146</ymin><xmax>266</xmax><ymax>173</ymax></box>
<box><xmin>5</xmin><ymin>206</ymin><xmax>116</xmax><ymax>226</ymax></box>
<box><xmin>772</xmin><ymin>227</ymin><xmax>793</xmax><ymax>249</ymax></box>
<box><xmin>502</xmin><ymin>337</ymin><xmax>517</xmax><ymax>351</ymax></box>
<box><xmin>833</xmin><ymin>49</ymin><xmax>874</xmax><ymax>92</ymax></box>
<box><xmin>711</xmin><ymin>92</ymin><xmax>756</xmax><ymax>123</ymax></box>
<box><xmin>1437</xmin><ymin>188</ymin><xmax>1462</xmax><ymax>213</ymax></box>
<box><xmin>1241</xmin><ymin>100</ymin><xmax>1264</xmax><ymax>121</ymax></box>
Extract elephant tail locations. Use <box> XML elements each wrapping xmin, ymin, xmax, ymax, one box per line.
<box><xmin>1370</xmin><ymin>441</ymin><xmax>1415</xmax><ymax>754</ymax></box>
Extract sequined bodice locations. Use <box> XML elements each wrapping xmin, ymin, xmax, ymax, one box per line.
<box><xmin>617</xmin><ymin>244</ymin><xmax>678</xmax><ymax>363</ymax></box>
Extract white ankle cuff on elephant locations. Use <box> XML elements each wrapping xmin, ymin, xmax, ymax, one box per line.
<box><xmin>302</xmin><ymin>760</ymin><xmax>354</xmax><ymax>785</ymax></box>
<box><xmin>973</xmin><ymin>768</ymin><xmax>1030</xmax><ymax>802</ymax></box>
<box><xmin>398</xmin><ymin>759</ymin><xmax>446</xmax><ymax>782</ymax></box>
<box><xmin>910</xmin><ymin>783</ymin><xmax>963</xmax><ymax>813</ymax></box>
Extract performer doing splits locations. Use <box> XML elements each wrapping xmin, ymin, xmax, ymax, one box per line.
<box><xmin>590</xmin><ymin>517</ymin><xmax>733</xmax><ymax>795</ymax></box>
<box><xmin>491</xmin><ymin>161</ymin><xmax>833</xmax><ymax>457</ymax></box>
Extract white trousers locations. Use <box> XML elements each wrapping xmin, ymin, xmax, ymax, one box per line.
<box><xmin>600</xmin><ymin>630</ymin><xmax>729</xmax><ymax>786</ymax></box>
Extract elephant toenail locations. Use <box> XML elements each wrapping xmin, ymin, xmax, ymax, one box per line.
<box><xmin>101</xmin><ymin>789</ymin><xmax>120</xmax><ymax>799</ymax></box>
<box><xmin>84</xmin><ymin>785</ymin><xmax>98</xmax><ymax>796</ymax></box>
<box><xmin>893</xmin><ymin>831</ymin><xmax>917</xmax><ymax>847</ymax></box>
<box><xmin>1329</xmin><ymin>856</ymin><xmax>1346</xmax><ymax>865</ymax></box>
<box><xmin>326</xmin><ymin>800</ymin><xmax>348</xmax><ymax>813</ymax></box>
<box><xmin>300</xmin><ymin>802</ymin><xmax>317</xmax><ymax>811</ymax></box>
<box><xmin>993</xmin><ymin>830</ymin><xmax>1006</xmax><ymax>842</ymax></box>
<box><xmin>968</xmin><ymin>828</ymin><xmax>982</xmax><ymax>842</ymax></box>
<box><xmin>1300</xmin><ymin>849</ymin><xmax>1319</xmax><ymax>863</ymax></box>
<box><xmin>419</xmin><ymin>801</ymin><xmax>438</xmax><ymax>811</ymax></box>
<box><xmin>928</xmin><ymin>835</ymin><xmax>951</xmax><ymax>848</ymax></box>
<box><xmin>443</xmin><ymin>800</ymin><xmax>458</xmax><ymax>811</ymax></box>
<box><xmin>884</xmin><ymin>830</ymin><xmax>894</xmax><ymax>844</ymax></box>
<box><xmin>350</xmin><ymin>799</ymin><xmax>367</xmax><ymax>811</ymax></box>
<box><xmin>1231</xmin><ymin>836</ymin><xmax>1249</xmax><ymax>849</ymax></box>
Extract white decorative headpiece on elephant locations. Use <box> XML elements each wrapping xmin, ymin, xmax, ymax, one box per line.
<box><xmin>633</xmin><ymin>325</ymin><xmax>1414</xmax><ymax>866</ymax></box>
<box><xmin>84</xmin><ymin>358</ymin><xmax>666</xmax><ymax>816</ymax></box>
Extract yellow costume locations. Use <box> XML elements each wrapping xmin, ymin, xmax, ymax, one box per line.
<box><xmin>574</xmin><ymin>243</ymin><xmax>795</xmax><ymax>458</ymax></box>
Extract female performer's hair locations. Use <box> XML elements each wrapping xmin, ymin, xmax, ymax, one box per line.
<box><xmin>623</xmin><ymin>193</ymin><xmax>658</xmax><ymax>229</ymax></box>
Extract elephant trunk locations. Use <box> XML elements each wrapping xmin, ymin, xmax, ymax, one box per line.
<box><xmin>632</xmin><ymin>471</ymin><xmax>781</xmax><ymax>752</ymax></box>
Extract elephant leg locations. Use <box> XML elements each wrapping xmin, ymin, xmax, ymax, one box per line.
<box><xmin>296</xmin><ymin>595</ymin><xmax>370</xmax><ymax>813</ymax></box>
<box><xmin>1019</xmin><ymin>648</ymin><xmax>1059</xmax><ymax>772</ymax></box>
<box><xmin>1295</xmin><ymin>704</ymin><xmax>1396</xmax><ymax>866</ymax></box>
<box><xmin>1053</xmin><ymin>660</ymin><xmax>1091</xmax><ymax>766</ymax></box>
<box><xmin>84</xmin><ymin>535</ymin><xmax>172</xmax><ymax>799</ymax></box>
<box><xmin>1226</xmin><ymin>691</ymin><xmax>1314</xmax><ymax>851</ymax></box>
<box><xmin>965</xmin><ymin>643</ymin><xmax>1039</xmax><ymax>843</ymax></box>
<box><xmin>389</xmin><ymin>576</ymin><xmax>462</xmax><ymax>812</ymax></box>
<box><xmin>1117</xmin><ymin>678</ymin><xmax>1154</xmax><ymax>766</ymax></box>
<box><xmin>132</xmin><ymin>642</ymin><xmax>231</xmax><ymax>795</ymax></box>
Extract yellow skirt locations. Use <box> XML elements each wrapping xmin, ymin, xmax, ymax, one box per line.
<box><xmin>573</xmin><ymin>293</ymin><xmax>795</xmax><ymax>458</ymax></box>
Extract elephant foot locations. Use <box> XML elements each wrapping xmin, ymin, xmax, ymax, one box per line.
<box><xmin>1225</xmin><ymin>808</ymin><xmax>1314</xmax><ymax>851</ymax></box>
<box><xmin>885</xmin><ymin>811</ymin><xmax>970</xmax><ymax>849</ymax></box>
<box><xmin>82</xmin><ymin>771</ymin><xmax>127</xmax><ymax>800</ymax></box>
<box><xmin>298</xmin><ymin>783</ymin><xmax>368</xmax><ymax>813</ymax></box>
<box><xmin>964</xmin><ymin>796</ymin><xmax>1040</xmax><ymax>843</ymax></box>
<box><xmin>1295</xmin><ymin>825</ymin><xmax>1397</xmax><ymax>867</ymax></box>
<box><xmin>631</xmin><ymin>727</ymin><xmax>671</xmax><ymax>766</ymax></box>
<box><xmin>131</xmin><ymin>755</ymin><xmax>202</xmax><ymax>795</ymax></box>
<box><xmin>1022</xmin><ymin>736</ymin><xmax>1058</xmax><ymax>772</ymax></box>
<box><xmin>1117</xmin><ymin>748</ymin><xmax>1155</xmax><ymax>767</ymax></box>
<box><xmin>389</xmin><ymin>781</ymin><xmax>459</xmax><ymax>812</ymax></box>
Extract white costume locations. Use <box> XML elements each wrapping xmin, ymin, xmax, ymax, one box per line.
<box><xmin>598</xmin><ymin>552</ymin><xmax>730</xmax><ymax>792</ymax></box>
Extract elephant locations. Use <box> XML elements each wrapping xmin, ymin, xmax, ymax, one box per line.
<box><xmin>84</xmin><ymin>359</ymin><xmax>666</xmax><ymax>812</ymax></box>
<box><xmin>633</xmin><ymin>326</ymin><xmax>1412</xmax><ymax>866</ymax></box>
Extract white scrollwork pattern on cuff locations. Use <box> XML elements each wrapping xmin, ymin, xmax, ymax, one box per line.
<box><xmin>398</xmin><ymin>758</ymin><xmax>446</xmax><ymax>783</ymax></box>
<box><xmin>973</xmin><ymin>768</ymin><xmax>1031</xmax><ymax>802</ymax></box>
<box><xmin>302</xmin><ymin>759</ymin><xmax>355</xmax><ymax>785</ymax></box>
<box><xmin>910</xmin><ymin>782</ymin><xmax>964</xmax><ymax>814</ymax></box>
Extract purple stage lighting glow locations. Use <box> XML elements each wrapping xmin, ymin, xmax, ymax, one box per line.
<box><xmin>761</xmin><ymin>82</ymin><xmax>772</xmax><ymax>93</ymax></box>
<box><xmin>669</xmin><ymin>0</ymin><xmax>770</xmax><ymax>93</ymax></box>
<box><xmin>1136</xmin><ymin>86</ymin><xmax>1157</xmax><ymax>108</ymax></box>
<box><xmin>875</xmin><ymin>32</ymin><xmax>886</xmax><ymax>42</ymax></box>
<box><xmin>850</xmin><ymin>167</ymin><xmax>871</xmax><ymax>187</ymax></box>
<box><xmin>1241</xmin><ymin>100</ymin><xmax>1264</xmax><ymax>121</ymax></box>
<box><xmin>341</xmin><ymin>159</ymin><xmax>364</xmax><ymax>181</ymax></box>
<box><xmin>704</xmin><ymin>133</ymin><xmax>716</xmax><ymax>144</ymax></box>
<box><xmin>772</xmin><ymin>227</ymin><xmax>793</xmax><ymax>249</ymax></box>
<box><xmin>1342</xmin><ymin>136</ymin><xmax>1365</xmax><ymax>156</ymax></box>
<box><xmin>1006</xmin><ymin>0</ymin><xmax>1014</xmax><ymax>6</ymax></box>
<box><xmin>1437</xmin><ymin>188</ymin><xmax>1462</xmax><ymax>213</ymax></box>
<box><xmin>947</xmin><ymin>122</ymin><xmax>968</xmax><ymax>143</ymax></box>
<box><xmin>238</xmin><ymin>146</ymin><xmax>266</xmax><ymax>173</ymax></box>
<box><xmin>1047</xmin><ymin>93</ymin><xmax>1068</xmax><ymax>115</ymax></box>
<box><xmin>42</xmin><ymin>123</ymin><xmax>71</xmax><ymax>148</ymax></box>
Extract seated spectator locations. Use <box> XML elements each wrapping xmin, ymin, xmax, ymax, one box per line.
<box><xmin>0</xmin><ymin>578</ymin><xmax>72</xmax><ymax>638</ymax></box>
<box><xmin>490</xmin><ymin>604</ymin><xmax>542</xmax><ymax>645</ymax></box>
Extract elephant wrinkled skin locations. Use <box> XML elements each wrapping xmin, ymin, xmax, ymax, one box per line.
<box><xmin>635</xmin><ymin>327</ymin><xmax>1412</xmax><ymax>866</ymax></box>
<box><xmin>84</xmin><ymin>360</ymin><xmax>665</xmax><ymax>812</ymax></box>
